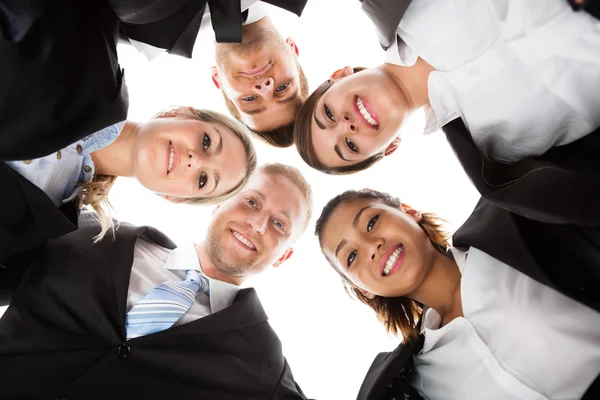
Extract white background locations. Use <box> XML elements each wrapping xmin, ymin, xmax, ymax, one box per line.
<box><xmin>1</xmin><ymin>2</ymin><xmax>480</xmax><ymax>399</ymax></box>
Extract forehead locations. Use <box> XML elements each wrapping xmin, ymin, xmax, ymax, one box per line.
<box><xmin>245</xmin><ymin>172</ymin><xmax>306</xmax><ymax>218</ymax></box>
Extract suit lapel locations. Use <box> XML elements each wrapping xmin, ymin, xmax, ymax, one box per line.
<box><xmin>2</xmin><ymin>162</ymin><xmax>77</xmax><ymax>239</ymax></box>
<box><xmin>357</xmin><ymin>338</ymin><xmax>422</xmax><ymax>400</ymax></box>
<box><xmin>453</xmin><ymin>198</ymin><xmax>550</xmax><ymax>286</ymax></box>
<box><xmin>148</xmin><ymin>288</ymin><xmax>268</xmax><ymax>338</ymax></box>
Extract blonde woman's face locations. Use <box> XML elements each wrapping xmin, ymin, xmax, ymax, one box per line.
<box><xmin>320</xmin><ymin>199</ymin><xmax>432</xmax><ymax>298</ymax></box>
<box><xmin>132</xmin><ymin>118</ymin><xmax>247</xmax><ymax>199</ymax></box>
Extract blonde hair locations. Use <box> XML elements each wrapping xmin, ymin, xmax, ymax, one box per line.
<box><xmin>79</xmin><ymin>106</ymin><xmax>258</xmax><ymax>242</ymax></box>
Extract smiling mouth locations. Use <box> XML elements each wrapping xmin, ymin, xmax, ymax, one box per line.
<box><xmin>355</xmin><ymin>96</ymin><xmax>379</xmax><ymax>128</ymax></box>
<box><xmin>241</xmin><ymin>62</ymin><xmax>271</xmax><ymax>77</ymax></box>
<box><xmin>167</xmin><ymin>141</ymin><xmax>174</xmax><ymax>175</ymax></box>
<box><xmin>231</xmin><ymin>230</ymin><xmax>256</xmax><ymax>251</ymax></box>
<box><xmin>382</xmin><ymin>244</ymin><xmax>404</xmax><ymax>276</ymax></box>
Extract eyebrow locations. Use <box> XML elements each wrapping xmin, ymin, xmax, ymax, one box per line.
<box><xmin>206</xmin><ymin>171</ymin><xmax>220</xmax><ymax>195</ymax></box>
<box><xmin>333</xmin><ymin>206</ymin><xmax>371</xmax><ymax>263</ymax></box>
<box><xmin>215</xmin><ymin>127</ymin><xmax>223</xmax><ymax>155</ymax></box>
<box><xmin>313</xmin><ymin>107</ymin><xmax>326</xmax><ymax>130</ymax></box>
<box><xmin>334</xmin><ymin>239</ymin><xmax>347</xmax><ymax>261</ymax></box>
<box><xmin>353</xmin><ymin>206</ymin><xmax>371</xmax><ymax>228</ymax></box>
<box><xmin>334</xmin><ymin>145</ymin><xmax>350</xmax><ymax>162</ymax></box>
<box><xmin>243</xmin><ymin>91</ymin><xmax>299</xmax><ymax>115</ymax></box>
<box><xmin>245</xmin><ymin>106</ymin><xmax>266</xmax><ymax>115</ymax></box>
<box><xmin>277</xmin><ymin>92</ymin><xmax>298</xmax><ymax>105</ymax></box>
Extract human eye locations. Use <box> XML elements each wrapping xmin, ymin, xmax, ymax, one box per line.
<box><xmin>247</xmin><ymin>198</ymin><xmax>257</xmax><ymax>207</ymax></box>
<box><xmin>242</xmin><ymin>95</ymin><xmax>258</xmax><ymax>101</ymax></box>
<box><xmin>202</xmin><ymin>133</ymin><xmax>211</xmax><ymax>151</ymax></box>
<box><xmin>273</xmin><ymin>219</ymin><xmax>286</xmax><ymax>233</ymax></box>
<box><xmin>324</xmin><ymin>104</ymin><xmax>335</xmax><ymax>122</ymax></box>
<box><xmin>367</xmin><ymin>214</ymin><xmax>379</xmax><ymax>232</ymax></box>
<box><xmin>276</xmin><ymin>82</ymin><xmax>290</xmax><ymax>92</ymax></box>
<box><xmin>345</xmin><ymin>137</ymin><xmax>358</xmax><ymax>153</ymax></box>
<box><xmin>198</xmin><ymin>172</ymin><xmax>208</xmax><ymax>189</ymax></box>
<box><xmin>347</xmin><ymin>249</ymin><xmax>357</xmax><ymax>268</ymax></box>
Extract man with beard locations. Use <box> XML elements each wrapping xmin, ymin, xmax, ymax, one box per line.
<box><xmin>211</xmin><ymin>5</ymin><xmax>310</xmax><ymax>148</ymax></box>
<box><xmin>0</xmin><ymin>0</ymin><xmax>308</xmax><ymax>161</ymax></box>
<box><xmin>0</xmin><ymin>163</ymin><xmax>314</xmax><ymax>400</ymax></box>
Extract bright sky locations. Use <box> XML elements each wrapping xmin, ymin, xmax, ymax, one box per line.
<box><xmin>0</xmin><ymin>2</ymin><xmax>480</xmax><ymax>399</ymax></box>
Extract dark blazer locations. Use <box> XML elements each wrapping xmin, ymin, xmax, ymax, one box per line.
<box><xmin>0</xmin><ymin>162</ymin><xmax>79</xmax><ymax>306</ymax></box>
<box><xmin>0</xmin><ymin>0</ymin><xmax>128</xmax><ymax>162</ymax></box>
<box><xmin>444</xmin><ymin>119</ymin><xmax>600</xmax><ymax>226</ymax></box>
<box><xmin>0</xmin><ymin>217</ymin><xmax>309</xmax><ymax>400</ymax></box>
<box><xmin>356</xmin><ymin>198</ymin><xmax>600</xmax><ymax>400</ymax></box>
<box><xmin>360</xmin><ymin>0</ymin><xmax>600</xmax><ymax>226</ymax></box>
<box><xmin>116</xmin><ymin>0</ymin><xmax>309</xmax><ymax>57</ymax></box>
<box><xmin>0</xmin><ymin>0</ymin><xmax>308</xmax><ymax>161</ymax></box>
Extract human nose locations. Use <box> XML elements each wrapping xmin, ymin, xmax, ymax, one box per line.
<box><xmin>369</xmin><ymin>238</ymin><xmax>384</xmax><ymax>262</ymax></box>
<box><xmin>252</xmin><ymin>77</ymin><xmax>274</xmax><ymax>98</ymax></box>
<box><xmin>247</xmin><ymin>212</ymin><xmax>269</xmax><ymax>235</ymax></box>
<box><xmin>186</xmin><ymin>149</ymin><xmax>205</xmax><ymax>170</ymax></box>
<box><xmin>339</xmin><ymin>112</ymin><xmax>357</xmax><ymax>134</ymax></box>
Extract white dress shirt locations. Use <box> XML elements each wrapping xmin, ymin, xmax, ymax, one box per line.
<box><xmin>127</xmin><ymin>237</ymin><xmax>240</xmax><ymax>326</ymax></box>
<box><xmin>6</xmin><ymin>122</ymin><xmax>125</xmax><ymax>207</ymax></box>
<box><xmin>385</xmin><ymin>0</ymin><xmax>600</xmax><ymax>163</ymax></box>
<box><xmin>130</xmin><ymin>0</ymin><xmax>268</xmax><ymax>61</ymax></box>
<box><xmin>412</xmin><ymin>247</ymin><xmax>600</xmax><ymax>400</ymax></box>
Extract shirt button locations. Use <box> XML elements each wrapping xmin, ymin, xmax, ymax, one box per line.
<box><xmin>76</xmin><ymin>144</ymin><xmax>83</xmax><ymax>153</ymax></box>
<box><xmin>23</xmin><ymin>159</ymin><xmax>32</xmax><ymax>164</ymax></box>
<box><xmin>56</xmin><ymin>151</ymin><xmax>61</xmax><ymax>160</ymax></box>
<box><xmin>117</xmin><ymin>343</ymin><xmax>131</xmax><ymax>359</ymax></box>
<box><xmin>83</xmin><ymin>165</ymin><xmax>92</xmax><ymax>173</ymax></box>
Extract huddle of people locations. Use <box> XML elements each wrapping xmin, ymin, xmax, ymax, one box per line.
<box><xmin>1</xmin><ymin>0</ymin><xmax>599</xmax><ymax>399</ymax></box>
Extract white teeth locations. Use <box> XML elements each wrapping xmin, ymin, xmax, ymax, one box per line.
<box><xmin>167</xmin><ymin>143</ymin><xmax>174</xmax><ymax>173</ymax></box>
<box><xmin>233</xmin><ymin>231</ymin><xmax>256</xmax><ymax>250</ymax></box>
<box><xmin>356</xmin><ymin>97</ymin><xmax>378</xmax><ymax>127</ymax></box>
<box><xmin>383</xmin><ymin>245</ymin><xmax>404</xmax><ymax>276</ymax></box>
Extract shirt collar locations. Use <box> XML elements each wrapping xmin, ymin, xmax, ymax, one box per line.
<box><xmin>164</xmin><ymin>242</ymin><xmax>241</xmax><ymax>314</ymax></box>
<box><xmin>244</xmin><ymin>2</ymin><xmax>268</xmax><ymax>25</ymax></box>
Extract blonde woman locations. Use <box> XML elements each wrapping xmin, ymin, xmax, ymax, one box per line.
<box><xmin>1</xmin><ymin>106</ymin><xmax>257</xmax><ymax>271</ymax></box>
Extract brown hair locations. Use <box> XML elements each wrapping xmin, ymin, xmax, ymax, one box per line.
<box><xmin>314</xmin><ymin>189</ymin><xmax>452</xmax><ymax>342</ymax></box>
<box><xmin>293</xmin><ymin>67</ymin><xmax>385</xmax><ymax>175</ymax></box>
<box><xmin>222</xmin><ymin>59</ymin><xmax>309</xmax><ymax>148</ymax></box>
<box><xmin>258</xmin><ymin>163</ymin><xmax>313</xmax><ymax>229</ymax></box>
<box><xmin>80</xmin><ymin>106</ymin><xmax>258</xmax><ymax>241</ymax></box>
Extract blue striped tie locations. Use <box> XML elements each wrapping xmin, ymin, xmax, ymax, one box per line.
<box><xmin>125</xmin><ymin>270</ymin><xmax>210</xmax><ymax>340</ymax></box>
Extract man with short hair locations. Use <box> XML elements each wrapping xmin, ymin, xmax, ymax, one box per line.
<box><xmin>211</xmin><ymin>6</ymin><xmax>310</xmax><ymax>148</ymax></box>
<box><xmin>0</xmin><ymin>0</ymin><xmax>308</xmax><ymax>161</ymax></box>
<box><xmin>0</xmin><ymin>163</ymin><xmax>313</xmax><ymax>400</ymax></box>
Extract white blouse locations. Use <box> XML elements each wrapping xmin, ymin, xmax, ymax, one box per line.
<box><xmin>385</xmin><ymin>0</ymin><xmax>600</xmax><ymax>163</ymax></box>
<box><xmin>6</xmin><ymin>123</ymin><xmax>124</xmax><ymax>207</ymax></box>
<box><xmin>412</xmin><ymin>248</ymin><xmax>600</xmax><ymax>400</ymax></box>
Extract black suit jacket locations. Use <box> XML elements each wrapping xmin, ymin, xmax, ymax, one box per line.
<box><xmin>356</xmin><ymin>199</ymin><xmax>600</xmax><ymax>400</ymax></box>
<box><xmin>0</xmin><ymin>0</ymin><xmax>128</xmax><ymax>161</ymax></box>
<box><xmin>0</xmin><ymin>217</ymin><xmax>308</xmax><ymax>399</ymax></box>
<box><xmin>0</xmin><ymin>161</ymin><xmax>79</xmax><ymax>306</ymax></box>
<box><xmin>116</xmin><ymin>0</ymin><xmax>308</xmax><ymax>58</ymax></box>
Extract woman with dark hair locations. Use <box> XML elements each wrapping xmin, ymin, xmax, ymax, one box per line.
<box><xmin>1</xmin><ymin>106</ymin><xmax>257</xmax><ymax>270</ymax></box>
<box><xmin>295</xmin><ymin>0</ymin><xmax>600</xmax><ymax>225</ymax></box>
<box><xmin>315</xmin><ymin>189</ymin><xmax>600</xmax><ymax>400</ymax></box>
